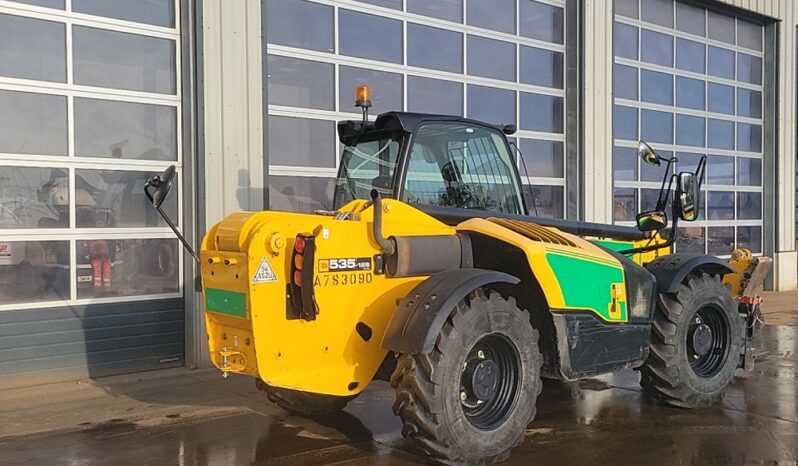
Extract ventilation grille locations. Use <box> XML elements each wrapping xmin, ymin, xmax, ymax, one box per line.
<box><xmin>487</xmin><ymin>217</ymin><xmax>577</xmax><ymax>248</ymax></box>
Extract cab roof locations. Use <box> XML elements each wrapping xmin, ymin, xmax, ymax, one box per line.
<box><xmin>337</xmin><ymin>111</ymin><xmax>510</xmax><ymax>145</ymax></box>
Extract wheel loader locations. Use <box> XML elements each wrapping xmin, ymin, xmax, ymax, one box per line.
<box><xmin>145</xmin><ymin>86</ymin><xmax>770</xmax><ymax>465</ymax></box>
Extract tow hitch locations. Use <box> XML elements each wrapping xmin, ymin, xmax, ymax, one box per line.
<box><xmin>731</xmin><ymin>252</ymin><xmax>771</xmax><ymax>371</ymax></box>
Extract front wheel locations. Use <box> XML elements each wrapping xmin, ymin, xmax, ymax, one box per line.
<box><xmin>640</xmin><ymin>273</ymin><xmax>743</xmax><ymax>408</ymax></box>
<box><xmin>391</xmin><ymin>290</ymin><xmax>542</xmax><ymax>465</ymax></box>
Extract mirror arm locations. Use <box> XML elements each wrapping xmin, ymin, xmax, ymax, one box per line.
<box><xmin>695</xmin><ymin>155</ymin><xmax>707</xmax><ymax>189</ymax></box>
<box><xmin>654</xmin><ymin>159</ymin><xmax>675</xmax><ymax>211</ymax></box>
<box><xmin>145</xmin><ymin>180</ymin><xmax>200</xmax><ymax>264</ymax></box>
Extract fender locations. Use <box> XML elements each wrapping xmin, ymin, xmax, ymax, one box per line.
<box><xmin>645</xmin><ymin>253</ymin><xmax>734</xmax><ymax>294</ymax></box>
<box><xmin>381</xmin><ymin>268</ymin><xmax>520</xmax><ymax>354</ymax></box>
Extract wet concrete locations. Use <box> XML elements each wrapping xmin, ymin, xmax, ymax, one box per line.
<box><xmin>1</xmin><ymin>325</ymin><xmax>796</xmax><ymax>465</ymax></box>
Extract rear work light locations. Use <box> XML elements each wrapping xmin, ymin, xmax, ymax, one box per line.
<box><xmin>289</xmin><ymin>233</ymin><xmax>318</xmax><ymax>321</ymax></box>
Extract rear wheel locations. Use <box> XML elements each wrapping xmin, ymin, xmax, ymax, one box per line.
<box><xmin>256</xmin><ymin>380</ymin><xmax>354</xmax><ymax>416</ymax></box>
<box><xmin>640</xmin><ymin>273</ymin><xmax>743</xmax><ymax>408</ymax></box>
<box><xmin>391</xmin><ymin>290</ymin><xmax>542</xmax><ymax>465</ymax></box>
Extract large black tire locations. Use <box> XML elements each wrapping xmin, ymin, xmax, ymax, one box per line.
<box><xmin>640</xmin><ymin>273</ymin><xmax>743</xmax><ymax>408</ymax></box>
<box><xmin>256</xmin><ymin>380</ymin><xmax>355</xmax><ymax>416</ymax></box>
<box><xmin>390</xmin><ymin>290</ymin><xmax>542</xmax><ymax>465</ymax></box>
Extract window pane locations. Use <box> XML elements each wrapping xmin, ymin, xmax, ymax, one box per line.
<box><xmin>676</xmin><ymin>152</ymin><xmax>703</xmax><ymax>173</ymax></box>
<box><xmin>641</xmin><ymin>150</ymin><xmax>672</xmax><ymax>181</ymax></box>
<box><xmin>708</xmin><ymin>11</ymin><xmax>735</xmax><ymax>44</ymax></box>
<box><xmin>707</xmin><ymin>83</ymin><xmax>734</xmax><ymax>114</ymax></box>
<box><xmin>520</xmin><ymin>93</ymin><xmax>563</xmax><ymax>133</ymax></box>
<box><xmin>736</xmin><ymin>88</ymin><xmax>762</xmax><ymax>118</ymax></box>
<box><xmin>737</xmin><ymin>157</ymin><xmax>761</xmax><ymax>186</ymax></box>
<box><xmin>641</xmin><ymin>0</ymin><xmax>673</xmax><ymax>28</ymax></box>
<box><xmin>737</xmin><ymin>123</ymin><xmax>762</xmax><ymax>152</ymax></box>
<box><xmin>641</xmin><ymin>69</ymin><xmax>673</xmax><ymax>106</ymax></box>
<box><xmin>339</xmin><ymin>10</ymin><xmax>402</xmax><ymax>63</ymax></box>
<box><xmin>468</xmin><ymin>0</ymin><xmax>516</xmax><ymax>34</ymax></box>
<box><xmin>613</xmin><ymin>105</ymin><xmax>638</xmax><ymax>141</ymax></box>
<box><xmin>737</xmin><ymin>192</ymin><xmax>761</xmax><ymax>220</ymax></box>
<box><xmin>613</xmin><ymin>187</ymin><xmax>637</xmax><ymax>221</ymax></box>
<box><xmin>520</xmin><ymin>1</ymin><xmax>564</xmax><ymax>44</ymax></box>
<box><xmin>408</xmin><ymin>0</ymin><xmax>462</xmax><ymax>22</ymax></box>
<box><xmin>640</xmin><ymin>29</ymin><xmax>673</xmax><ymax>67</ymax></box>
<box><xmin>614</xmin><ymin>64</ymin><xmax>638</xmax><ymax>101</ymax></box>
<box><xmin>0</xmin><ymin>166</ymin><xmax>68</xmax><ymax>228</ymax></box>
<box><xmin>707</xmin><ymin>119</ymin><xmax>734</xmax><ymax>150</ymax></box>
<box><xmin>676</xmin><ymin>2</ymin><xmax>705</xmax><ymax>36</ymax></box>
<box><xmin>267</xmin><ymin>116</ymin><xmax>336</xmax><ymax>168</ymax></box>
<box><xmin>266</xmin><ymin>0</ymin><xmax>334</xmax><ymax>52</ymax></box>
<box><xmin>525</xmin><ymin>185</ymin><xmax>563</xmax><ymax>218</ymax></box>
<box><xmin>641</xmin><ymin>110</ymin><xmax>673</xmax><ymax>144</ymax></box>
<box><xmin>270</xmin><ymin>176</ymin><xmax>334</xmax><ymax>213</ymax></box>
<box><xmin>408</xmin><ymin>77</ymin><xmax>463</xmax><ymax>116</ymax></box>
<box><xmin>737</xmin><ymin>226</ymin><xmax>762</xmax><ymax>253</ymax></box>
<box><xmin>74</xmin><ymin>98</ymin><xmax>176</xmax><ymax>160</ymax></box>
<box><xmin>675</xmin><ymin>76</ymin><xmax>704</xmax><ymax>110</ymax></box>
<box><xmin>0</xmin><ymin>90</ymin><xmax>67</xmax><ymax>156</ymax></box>
<box><xmin>615</xmin><ymin>0</ymin><xmax>638</xmax><ymax>19</ymax></box>
<box><xmin>676</xmin><ymin>227</ymin><xmax>705</xmax><ymax>253</ymax></box>
<box><xmin>676</xmin><ymin>38</ymin><xmax>705</xmax><ymax>73</ymax></box>
<box><xmin>7</xmin><ymin>0</ymin><xmax>63</xmax><ymax>8</ymax></box>
<box><xmin>707</xmin><ymin>155</ymin><xmax>734</xmax><ymax>185</ymax></box>
<box><xmin>73</xmin><ymin>0</ymin><xmax>175</xmax><ymax>27</ymax></box>
<box><xmin>520</xmin><ymin>46</ymin><xmax>563</xmax><ymax>89</ymax></box>
<box><xmin>519</xmin><ymin>139</ymin><xmax>564</xmax><ymax>178</ymax></box>
<box><xmin>614</xmin><ymin>23</ymin><xmax>638</xmax><ymax>60</ymax></box>
<box><xmin>73</xmin><ymin>26</ymin><xmax>176</xmax><ymax>94</ymax></box>
<box><xmin>339</xmin><ymin>66</ymin><xmax>402</xmax><ymax>115</ymax></box>
<box><xmin>76</xmin><ymin>239</ymin><xmax>179</xmax><ymax>299</ymax></box>
<box><xmin>467</xmin><ymin>85</ymin><xmax>516</xmax><ymax>125</ymax></box>
<box><xmin>707</xmin><ymin>227</ymin><xmax>734</xmax><ymax>255</ymax></box>
<box><xmin>0</xmin><ymin>240</ymin><xmax>69</xmax><ymax>304</ymax></box>
<box><xmin>75</xmin><ymin>169</ymin><xmax>178</xmax><ymax>228</ymax></box>
<box><xmin>267</xmin><ymin>55</ymin><xmax>334</xmax><ymax>110</ymax></box>
<box><xmin>737</xmin><ymin>20</ymin><xmax>763</xmax><ymax>52</ymax></box>
<box><xmin>640</xmin><ymin>187</ymin><xmax>665</xmax><ymax>211</ymax></box>
<box><xmin>408</xmin><ymin>24</ymin><xmax>462</xmax><ymax>73</ymax></box>
<box><xmin>707</xmin><ymin>191</ymin><xmax>734</xmax><ymax>220</ymax></box>
<box><xmin>468</xmin><ymin>36</ymin><xmax>515</xmax><ymax>82</ymax></box>
<box><xmin>0</xmin><ymin>14</ymin><xmax>65</xmax><ymax>83</ymax></box>
<box><xmin>707</xmin><ymin>46</ymin><xmax>735</xmax><ymax>80</ymax></box>
<box><xmin>737</xmin><ymin>53</ymin><xmax>762</xmax><ymax>85</ymax></box>
<box><xmin>353</xmin><ymin>0</ymin><xmax>401</xmax><ymax>9</ymax></box>
<box><xmin>676</xmin><ymin>115</ymin><xmax>705</xmax><ymax>147</ymax></box>
<box><xmin>614</xmin><ymin>146</ymin><xmax>638</xmax><ymax>181</ymax></box>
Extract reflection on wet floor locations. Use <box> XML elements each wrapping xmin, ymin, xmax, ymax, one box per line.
<box><xmin>0</xmin><ymin>325</ymin><xmax>796</xmax><ymax>466</ymax></box>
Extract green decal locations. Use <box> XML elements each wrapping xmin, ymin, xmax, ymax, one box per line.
<box><xmin>546</xmin><ymin>251</ymin><xmax>627</xmax><ymax>321</ymax></box>
<box><xmin>205</xmin><ymin>288</ymin><xmax>247</xmax><ymax>318</ymax></box>
<box><xmin>591</xmin><ymin>239</ymin><xmax>634</xmax><ymax>253</ymax></box>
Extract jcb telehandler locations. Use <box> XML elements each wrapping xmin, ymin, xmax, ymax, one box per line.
<box><xmin>145</xmin><ymin>86</ymin><xmax>770</xmax><ymax>465</ymax></box>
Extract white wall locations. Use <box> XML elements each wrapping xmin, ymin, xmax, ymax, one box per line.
<box><xmin>202</xmin><ymin>0</ymin><xmax>264</xmax><ymax>224</ymax></box>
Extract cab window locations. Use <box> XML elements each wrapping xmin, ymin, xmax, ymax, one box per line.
<box><xmin>402</xmin><ymin>122</ymin><xmax>523</xmax><ymax>214</ymax></box>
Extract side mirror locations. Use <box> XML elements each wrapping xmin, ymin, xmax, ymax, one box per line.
<box><xmin>144</xmin><ymin>165</ymin><xmax>176</xmax><ymax>209</ymax></box>
<box><xmin>638</xmin><ymin>141</ymin><xmax>661</xmax><ymax>167</ymax></box>
<box><xmin>677</xmin><ymin>171</ymin><xmax>699</xmax><ymax>221</ymax></box>
<box><xmin>636</xmin><ymin>210</ymin><xmax>668</xmax><ymax>232</ymax></box>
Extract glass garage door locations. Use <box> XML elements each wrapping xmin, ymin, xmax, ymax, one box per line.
<box><xmin>265</xmin><ymin>0</ymin><xmax>569</xmax><ymax>219</ymax></box>
<box><xmin>612</xmin><ymin>0</ymin><xmax>765</xmax><ymax>255</ymax></box>
<box><xmin>0</xmin><ymin>0</ymin><xmax>184</xmax><ymax>381</ymax></box>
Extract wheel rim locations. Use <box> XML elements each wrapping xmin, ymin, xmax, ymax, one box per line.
<box><xmin>459</xmin><ymin>334</ymin><xmax>521</xmax><ymax>430</ymax></box>
<box><xmin>686</xmin><ymin>305</ymin><xmax>731</xmax><ymax>377</ymax></box>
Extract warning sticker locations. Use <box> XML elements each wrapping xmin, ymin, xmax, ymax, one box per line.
<box><xmin>252</xmin><ymin>256</ymin><xmax>277</xmax><ymax>283</ymax></box>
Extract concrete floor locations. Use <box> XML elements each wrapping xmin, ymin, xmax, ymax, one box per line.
<box><xmin>0</xmin><ymin>298</ymin><xmax>796</xmax><ymax>465</ymax></box>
